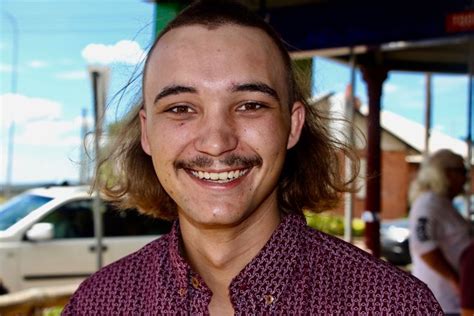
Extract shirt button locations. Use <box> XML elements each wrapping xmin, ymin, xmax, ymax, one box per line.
<box><xmin>264</xmin><ymin>294</ymin><xmax>274</xmax><ymax>305</ymax></box>
<box><xmin>178</xmin><ymin>287</ymin><xmax>187</xmax><ymax>297</ymax></box>
<box><xmin>191</xmin><ymin>276</ymin><xmax>200</xmax><ymax>289</ymax></box>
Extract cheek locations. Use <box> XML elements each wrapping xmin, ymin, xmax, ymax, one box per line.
<box><xmin>240</xmin><ymin>115</ymin><xmax>290</xmax><ymax>154</ymax></box>
<box><xmin>147</xmin><ymin>119</ymin><xmax>192</xmax><ymax>153</ymax></box>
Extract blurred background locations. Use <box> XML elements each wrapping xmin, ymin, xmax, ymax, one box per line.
<box><xmin>0</xmin><ymin>0</ymin><xmax>472</xmax><ymax>313</ymax></box>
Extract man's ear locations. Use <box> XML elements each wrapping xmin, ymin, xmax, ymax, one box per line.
<box><xmin>139</xmin><ymin>109</ymin><xmax>152</xmax><ymax>156</ymax></box>
<box><xmin>287</xmin><ymin>101</ymin><xmax>305</xmax><ymax>150</ymax></box>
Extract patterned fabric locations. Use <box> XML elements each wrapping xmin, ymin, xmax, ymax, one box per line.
<box><xmin>63</xmin><ymin>214</ymin><xmax>442</xmax><ymax>315</ymax></box>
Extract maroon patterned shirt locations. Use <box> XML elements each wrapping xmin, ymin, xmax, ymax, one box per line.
<box><xmin>63</xmin><ymin>214</ymin><xmax>442</xmax><ymax>314</ymax></box>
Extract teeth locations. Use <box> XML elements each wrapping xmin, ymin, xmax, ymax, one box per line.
<box><xmin>190</xmin><ymin>169</ymin><xmax>249</xmax><ymax>182</ymax></box>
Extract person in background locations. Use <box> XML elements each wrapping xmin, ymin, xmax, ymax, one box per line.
<box><xmin>409</xmin><ymin>149</ymin><xmax>473</xmax><ymax>315</ymax></box>
<box><xmin>63</xmin><ymin>1</ymin><xmax>442</xmax><ymax>314</ymax></box>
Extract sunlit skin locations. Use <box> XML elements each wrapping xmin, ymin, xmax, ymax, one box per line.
<box><xmin>140</xmin><ymin>24</ymin><xmax>305</xmax><ymax>314</ymax></box>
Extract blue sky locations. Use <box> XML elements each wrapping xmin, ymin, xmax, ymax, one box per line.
<box><xmin>0</xmin><ymin>0</ymin><xmax>470</xmax><ymax>185</ymax></box>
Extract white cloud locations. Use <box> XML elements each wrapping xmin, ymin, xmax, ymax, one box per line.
<box><xmin>15</xmin><ymin>119</ymin><xmax>82</xmax><ymax>147</ymax></box>
<box><xmin>383</xmin><ymin>83</ymin><xmax>398</xmax><ymax>94</ymax></box>
<box><xmin>55</xmin><ymin>70</ymin><xmax>87</xmax><ymax>80</ymax></box>
<box><xmin>3</xmin><ymin>148</ymin><xmax>81</xmax><ymax>184</ymax></box>
<box><xmin>1</xmin><ymin>93</ymin><xmax>62</xmax><ymax>125</ymax></box>
<box><xmin>432</xmin><ymin>124</ymin><xmax>446</xmax><ymax>133</ymax></box>
<box><xmin>28</xmin><ymin>60</ymin><xmax>48</xmax><ymax>68</ymax></box>
<box><xmin>0</xmin><ymin>94</ymin><xmax>93</xmax><ymax>147</ymax></box>
<box><xmin>0</xmin><ymin>63</ymin><xmax>13</xmax><ymax>73</ymax></box>
<box><xmin>0</xmin><ymin>95</ymin><xmax>93</xmax><ymax>184</ymax></box>
<box><xmin>81</xmin><ymin>40</ymin><xmax>145</xmax><ymax>65</ymax></box>
<box><xmin>72</xmin><ymin>115</ymin><xmax>94</xmax><ymax>127</ymax></box>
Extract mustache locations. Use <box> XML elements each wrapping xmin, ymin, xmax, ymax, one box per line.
<box><xmin>175</xmin><ymin>154</ymin><xmax>263</xmax><ymax>170</ymax></box>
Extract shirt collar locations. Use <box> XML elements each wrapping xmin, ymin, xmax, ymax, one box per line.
<box><xmin>229</xmin><ymin>214</ymin><xmax>304</xmax><ymax>303</ymax></box>
<box><xmin>168</xmin><ymin>214</ymin><xmax>305</xmax><ymax>296</ymax></box>
<box><xmin>169</xmin><ymin>221</ymin><xmax>191</xmax><ymax>291</ymax></box>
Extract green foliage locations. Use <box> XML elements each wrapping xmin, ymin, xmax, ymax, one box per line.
<box><xmin>42</xmin><ymin>306</ymin><xmax>63</xmax><ymax>316</ymax></box>
<box><xmin>304</xmin><ymin>211</ymin><xmax>365</xmax><ymax>237</ymax></box>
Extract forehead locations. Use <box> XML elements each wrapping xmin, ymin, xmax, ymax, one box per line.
<box><xmin>143</xmin><ymin>24</ymin><xmax>288</xmax><ymax>102</ymax></box>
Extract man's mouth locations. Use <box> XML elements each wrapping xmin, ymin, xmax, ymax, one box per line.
<box><xmin>188</xmin><ymin>168</ymin><xmax>250</xmax><ymax>183</ymax></box>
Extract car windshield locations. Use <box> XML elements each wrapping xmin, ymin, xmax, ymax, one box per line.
<box><xmin>0</xmin><ymin>194</ymin><xmax>53</xmax><ymax>231</ymax></box>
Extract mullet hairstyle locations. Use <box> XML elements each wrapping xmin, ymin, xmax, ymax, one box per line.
<box><xmin>98</xmin><ymin>0</ymin><xmax>359</xmax><ymax>220</ymax></box>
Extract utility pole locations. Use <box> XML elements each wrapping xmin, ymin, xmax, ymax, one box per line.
<box><xmin>3</xmin><ymin>11</ymin><xmax>19</xmax><ymax>199</ymax></box>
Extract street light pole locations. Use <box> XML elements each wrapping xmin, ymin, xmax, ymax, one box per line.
<box><xmin>2</xmin><ymin>11</ymin><xmax>19</xmax><ymax>199</ymax></box>
<box><xmin>88</xmin><ymin>66</ymin><xmax>109</xmax><ymax>270</ymax></box>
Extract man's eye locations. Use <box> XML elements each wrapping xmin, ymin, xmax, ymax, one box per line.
<box><xmin>237</xmin><ymin>102</ymin><xmax>265</xmax><ymax>111</ymax></box>
<box><xmin>166</xmin><ymin>105</ymin><xmax>194</xmax><ymax>114</ymax></box>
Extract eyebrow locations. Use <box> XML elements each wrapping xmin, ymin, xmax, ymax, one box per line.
<box><xmin>231</xmin><ymin>82</ymin><xmax>280</xmax><ymax>102</ymax></box>
<box><xmin>153</xmin><ymin>81</ymin><xmax>280</xmax><ymax>104</ymax></box>
<box><xmin>153</xmin><ymin>85</ymin><xmax>197</xmax><ymax>104</ymax></box>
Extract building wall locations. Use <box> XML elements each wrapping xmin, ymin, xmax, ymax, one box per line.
<box><xmin>331</xmin><ymin>113</ymin><xmax>414</xmax><ymax>220</ymax></box>
<box><xmin>345</xmin><ymin>151</ymin><xmax>409</xmax><ymax>220</ymax></box>
<box><xmin>380</xmin><ymin>151</ymin><xmax>410</xmax><ymax>218</ymax></box>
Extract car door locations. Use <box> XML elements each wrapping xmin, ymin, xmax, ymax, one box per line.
<box><xmin>19</xmin><ymin>199</ymin><xmax>97</xmax><ymax>290</ymax></box>
<box><xmin>102</xmin><ymin>205</ymin><xmax>173</xmax><ymax>266</ymax></box>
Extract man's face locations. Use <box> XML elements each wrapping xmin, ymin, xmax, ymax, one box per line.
<box><xmin>140</xmin><ymin>24</ymin><xmax>304</xmax><ymax>227</ymax></box>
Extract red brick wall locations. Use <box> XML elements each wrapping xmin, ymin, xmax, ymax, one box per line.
<box><xmin>334</xmin><ymin>150</ymin><xmax>409</xmax><ymax>220</ymax></box>
<box><xmin>380</xmin><ymin>151</ymin><xmax>409</xmax><ymax>219</ymax></box>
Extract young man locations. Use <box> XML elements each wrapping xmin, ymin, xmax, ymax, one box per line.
<box><xmin>63</xmin><ymin>1</ymin><xmax>442</xmax><ymax>314</ymax></box>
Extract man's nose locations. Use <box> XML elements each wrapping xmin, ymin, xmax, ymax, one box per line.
<box><xmin>193</xmin><ymin>112</ymin><xmax>238</xmax><ymax>157</ymax></box>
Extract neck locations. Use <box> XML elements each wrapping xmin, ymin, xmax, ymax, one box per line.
<box><xmin>178</xmin><ymin>199</ymin><xmax>281</xmax><ymax>311</ymax></box>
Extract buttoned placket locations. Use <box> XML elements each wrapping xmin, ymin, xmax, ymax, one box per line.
<box><xmin>189</xmin><ymin>272</ymin><xmax>212</xmax><ymax>313</ymax></box>
<box><xmin>227</xmin><ymin>215</ymin><xmax>304</xmax><ymax>314</ymax></box>
<box><xmin>171</xmin><ymin>215</ymin><xmax>302</xmax><ymax>313</ymax></box>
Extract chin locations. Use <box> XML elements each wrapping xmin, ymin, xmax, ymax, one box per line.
<box><xmin>183</xmin><ymin>206</ymin><xmax>251</xmax><ymax>227</ymax></box>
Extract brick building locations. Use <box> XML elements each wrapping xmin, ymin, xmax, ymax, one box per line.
<box><xmin>314</xmin><ymin>93</ymin><xmax>473</xmax><ymax>220</ymax></box>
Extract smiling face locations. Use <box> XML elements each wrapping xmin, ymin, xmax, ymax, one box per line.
<box><xmin>140</xmin><ymin>24</ymin><xmax>304</xmax><ymax>228</ymax></box>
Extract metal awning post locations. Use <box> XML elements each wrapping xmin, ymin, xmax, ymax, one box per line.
<box><xmin>344</xmin><ymin>49</ymin><xmax>356</xmax><ymax>242</ymax></box>
<box><xmin>361</xmin><ymin>59</ymin><xmax>387</xmax><ymax>258</ymax></box>
<box><xmin>467</xmin><ymin>38</ymin><xmax>474</xmax><ymax>223</ymax></box>
<box><xmin>424</xmin><ymin>73</ymin><xmax>432</xmax><ymax>157</ymax></box>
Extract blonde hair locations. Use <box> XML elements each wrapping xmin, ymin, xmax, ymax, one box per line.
<box><xmin>409</xmin><ymin>149</ymin><xmax>465</xmax><ymax>203</ymax></box>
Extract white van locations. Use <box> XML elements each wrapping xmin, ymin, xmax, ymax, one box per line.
<box><xmin>0</xmin><ymin>185</ymin><xmax>172</xmax><ymax>293</ymax></box>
